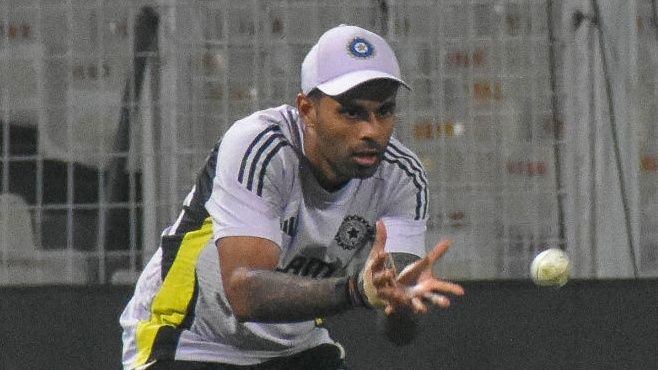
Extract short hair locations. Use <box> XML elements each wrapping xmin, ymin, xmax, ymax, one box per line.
<box><xmin>306</xmin><ymin>88</ymin><xmax>325</xmax><ymax>102</ymax></box>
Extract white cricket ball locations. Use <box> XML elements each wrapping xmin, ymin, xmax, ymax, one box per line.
<box><xmin>530</xmin><ymin>248</ymin><xmax>570</xmax><ymax>287</ymax></box>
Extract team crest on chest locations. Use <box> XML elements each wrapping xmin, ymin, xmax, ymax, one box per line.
<box><xmin>334</xmin><ymin>215</ymin><xmax>375</xmax><ymax>250</ymax></box>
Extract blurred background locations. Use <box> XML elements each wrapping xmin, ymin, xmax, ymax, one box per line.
<box><xmin>0</xmin><ymin>0</ymin><xmax>657</xmax><ymax>369</ymax></box>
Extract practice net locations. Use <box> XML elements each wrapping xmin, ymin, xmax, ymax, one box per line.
<box><xmin>1</xmin><ymin>0</ymin><xmax>656</xmax><ymax>284</ymax></box>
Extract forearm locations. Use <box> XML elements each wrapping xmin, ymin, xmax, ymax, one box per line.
<box><xmin>227</xmin><ymin>268</ymin><xmax>363</xmax><ymax>323</ymax></box>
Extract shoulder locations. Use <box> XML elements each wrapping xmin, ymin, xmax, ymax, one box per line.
<box><xmin>218</xmin><ymin>105</ymin><xmax>301</xmax><ymax>196</ymax></box>
<box><xmin>222</xmin><ymin>105</ymin><xmax>300</xmax><ymax>148</ymax></box>
<box><xmin>220</xmin><ymin>105</ymin><xmax>301</xmax><ymax>166</ymax></box>
<box><xmin>379</xmin><ymin>137</ymin><xmax>427</xmax><ymax>183</ymax></box>
<box><xmin>376</xmin><ymin>137</ymin><xmax>429</xmax><ymax>220</ymax></box>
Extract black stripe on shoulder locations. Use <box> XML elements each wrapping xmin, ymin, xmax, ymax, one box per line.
<box><xmin>387</xmin><ymin>142</ymin><xmax>428</xmax><ymax>184</ymax></box>
<box><xmin>282</xmin><ymin>110</ymin><xmax>303</xmax><ymax>149</ymax></box>
<box><xmin>383</xmin><ymin>153</ymin><xmax>428</xmax><ymax>220</ymax></box>
<box><xmin>256</xmin><ymin>141</ymin><xmax>289</xmax><ymax>196</ymax></box>
<box><xmin>385</xmin><ymin>143</ymin><xmax>429</xmax><ymax>219</ymax></box>
<box><xmin>238</xmin><ymin>125</ymin><xmax>281</xmax><ymax>183</ymax></box>
<box><xmin>245</xmin><ymin>133</ymin><xmax>288</xmax><ymax>192</ymax></box>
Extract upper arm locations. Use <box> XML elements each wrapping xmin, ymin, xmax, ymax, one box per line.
<box><xmin>206</xmin><ymin>121</ymin><xmax>295</xmax><ymax>247</ymax></box>
<box><xmin>382</xmin><ymin>139</ymin><xmax>429</xmax><ymax>222</ymax></box>
<box><xmin>217</xmin><ymin>236</ymin><xmax>280</xmax><ymax>312</ymax></box>
<box><xmin>217</xmin><ymin>236</ymin><xmax>280</xmax><ymax>276</ymax></box>
<box><xmin>380</xmin><ymin>141</ymin><xmax>430</xmax><ymax>257</ymax></box>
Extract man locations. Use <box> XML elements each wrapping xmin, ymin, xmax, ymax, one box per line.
<box><xmin>120</xmin><ymin>24</ymin><xmax>464</xmax><ymax>370</ymax></box>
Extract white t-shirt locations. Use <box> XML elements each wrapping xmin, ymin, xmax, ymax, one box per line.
<box><xmin>120</xmin><ymin>105</ymin><xmax>428</xmax><ymax>368</ymax></box>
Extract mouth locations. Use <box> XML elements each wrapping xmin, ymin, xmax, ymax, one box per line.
<box><xmin>352</xmin><ymin>151</ymin><xmax>381</xmax><ymax>167</ymax></box>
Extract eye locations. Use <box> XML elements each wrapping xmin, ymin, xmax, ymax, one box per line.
<box><xmin>377</xmin><ymin>103</ymin><xmax>396</xmax><ymax>118</ymax></box>
<box><xmin>339</xmin><ymin>106</ymin><xmax>366</xmax><ymax>120</ymax></box>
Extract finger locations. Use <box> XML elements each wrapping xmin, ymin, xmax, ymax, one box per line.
<box><xmin>378</xmin><ymin>286</ymin><xmax>412</xmax><ymax>307</ymax></box>
<box><xmin>368</xmin><ymin>220</ymin><xmax>387</xmax><ymax>260</ymax></box>
<box><xmin>361</xmin><ymin>223</ymin><xmax>393</xmax><ymax>309</ymax></box>
<box><xmin>396</xmin><ymin>259</ymin><xmax>429</xmax><ymax>285</ymax></box>
<box><xmin>366</xmin><ymin>221</ymin><xmax>389</xmax><ymax>274</ymax></box>
<box><xmin>411</xmin><ymin>297</ymin><xmax>427</xmax><ymax>313</ymax></box>
<box><xmin>415</xmin><ymin>279</ymin><xmax>465</xmax><ymax>296</ymax></box>
<box><xmin>426</xmin><ymin>240</ymin><xmax>451</xmax><ymax>265</ymax></box>
<box><xmin>378</xmin><ymin>286</ymin><xmax>408</xmax><ymax>302</ymax></box>
<box><xmin>396</xmin><ymin>240</ymin><xmax>452</xmax><ymax>285</ymax></box>
<box><xmin>384</xmin><ymin>304</ymin><xmax>395</xmax><ymax>316</ymax></box>
<box><xmin>384</xmin><ymin>253</ymin><xmax>397</xmax><ymax>274</ymax></box>
<box><xmin>369</xmin><ymin>248</ymin><xmax>388</xmax><ymax>273</ymax></box>
<box><xmin>423</xmin><ymin>292</ymin><xmax>450</xmax><ymax>308</ymax></box>
<box><xmin>372</xmin><ymin>269</ymin><xmax>396</xmax><ymax>287</ymax></box>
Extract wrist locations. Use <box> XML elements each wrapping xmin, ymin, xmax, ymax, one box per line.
<box><xmin>348</xmin><ymin>274</ymin><xmax>369</xmax><ymax>308</ymax></box>
<box><xmin>360</xmin><ymin>264</ymin><xmax>389</xmax><ymax>309</ymax></box>
<box><xmin>336</xmin><ymin>275</ymin><xmax>369</xmax><ymax>308</ymax></box>
<box><xmin>356</xmin><ymin>270</ymin><xmax>374</xmax><ymax>308</ymax></box>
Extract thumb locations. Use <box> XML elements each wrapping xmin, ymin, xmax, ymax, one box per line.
<box><xmin>360</xmin><ymin>220</ymin><xmax>391</xmax><ymax>309</ymax></box>
<box><xmin>426</xmin><ymin>239</ymin><xmax>451</xmax><ymax>265</ymax></box>
<box><xmin>368</xmin><ymin>220</ymin><xmax>387</xmax><ymax>259</ymax></box>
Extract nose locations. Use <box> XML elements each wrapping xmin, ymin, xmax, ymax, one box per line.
<box><xmin>358</xmin><ymin>113</ymin><xmax>387</xmax><ymax>141</ymax></box>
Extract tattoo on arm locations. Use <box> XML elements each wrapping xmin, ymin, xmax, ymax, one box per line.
<box><xmin>231</xmin><ymin>253</ymin><xmax>421</xmax><ymax>324</ymax></box>
<box><xmin>232</xmin><ymin>270</ymin><xmax>363</xmax><ymax>323</ymax></box>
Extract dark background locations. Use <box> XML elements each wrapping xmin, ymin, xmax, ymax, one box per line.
<box><xmin>1</xmin><ymin>280</ymin><xmax>657</xmax><ymax>370</ymax></box>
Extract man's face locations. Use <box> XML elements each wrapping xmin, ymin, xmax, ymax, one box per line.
<box><xmin>298</xmin><ymin>79</ymin><xmax>399</xmax><ymax>190</ymax></box>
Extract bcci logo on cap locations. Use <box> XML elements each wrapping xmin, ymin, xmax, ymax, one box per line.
<box><xmin>335</xmin><ymin>215</ymin><xmax>375</xmax><ymax>250</ymax></box>
<box><xmin>348</xmin><ymin>37</ymin><xmax>375</xmax><ymax>58</ymax></box>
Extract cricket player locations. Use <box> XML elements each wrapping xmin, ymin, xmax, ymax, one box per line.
<box><xmin>120</xmin><ymin>24</ymin><xmax>465</xmax><ymax>370</ymax></box>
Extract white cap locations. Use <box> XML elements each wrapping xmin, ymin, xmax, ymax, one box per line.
<box><xmin>301</xmin><ymin>25</ymin><xmax>409</xmax><ymax>96</ymax></box>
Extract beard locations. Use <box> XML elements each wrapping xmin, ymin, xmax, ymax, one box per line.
<box><xmin>336</xmin><ymin>152</ymin><xmax>382</xmax><ymax>180</ymax></box>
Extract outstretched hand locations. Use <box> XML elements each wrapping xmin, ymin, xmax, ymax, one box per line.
<box><xmin>363</xmin><ymin>221</ymin><xmax>465</xmax><ymax>315</ymax></box>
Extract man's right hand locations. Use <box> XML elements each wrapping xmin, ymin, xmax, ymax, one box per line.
<box><xmin>360</xmin><ymin>221</ymin><xmax>465</xmax><ymax>314</ymax></box>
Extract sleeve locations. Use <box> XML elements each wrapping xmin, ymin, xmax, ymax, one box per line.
<box><xmin>380</xmin><ymin>141</ymin><xmax>430</xmax><ymax>258</ymax></box>
<box><xmin>204</xmin><ymin>121</ymin><xmax>294</xmax><ymax>249</ymax></box>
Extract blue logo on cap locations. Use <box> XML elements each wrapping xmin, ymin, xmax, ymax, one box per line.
<box><xmin>348</xmin><ymin>37</ymin><xmax>375</xmax><ymax>58</ymax></box>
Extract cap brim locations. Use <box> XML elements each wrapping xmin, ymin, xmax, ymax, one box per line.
<box><xmin>315</xmin><ymin>70</ymin><xmax>410</xmax><ymax>96</ymax></box>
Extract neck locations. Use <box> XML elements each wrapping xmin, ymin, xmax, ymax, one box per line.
<box><xmin>303</xmin><ymin>135</ymin><xmax>349</xmax><ymax>192</ymax></box>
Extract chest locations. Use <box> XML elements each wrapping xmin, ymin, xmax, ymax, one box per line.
<box><xmin>275</xmin><ymin>181</ymin><xmax>384</xmax><ymax>278</ymax></box>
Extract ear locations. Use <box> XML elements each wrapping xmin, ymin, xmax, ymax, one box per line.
<box><xmin>296</xmin><ymin>93</ymin><xmax>317</xmax><ymax>128</ymax></box>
